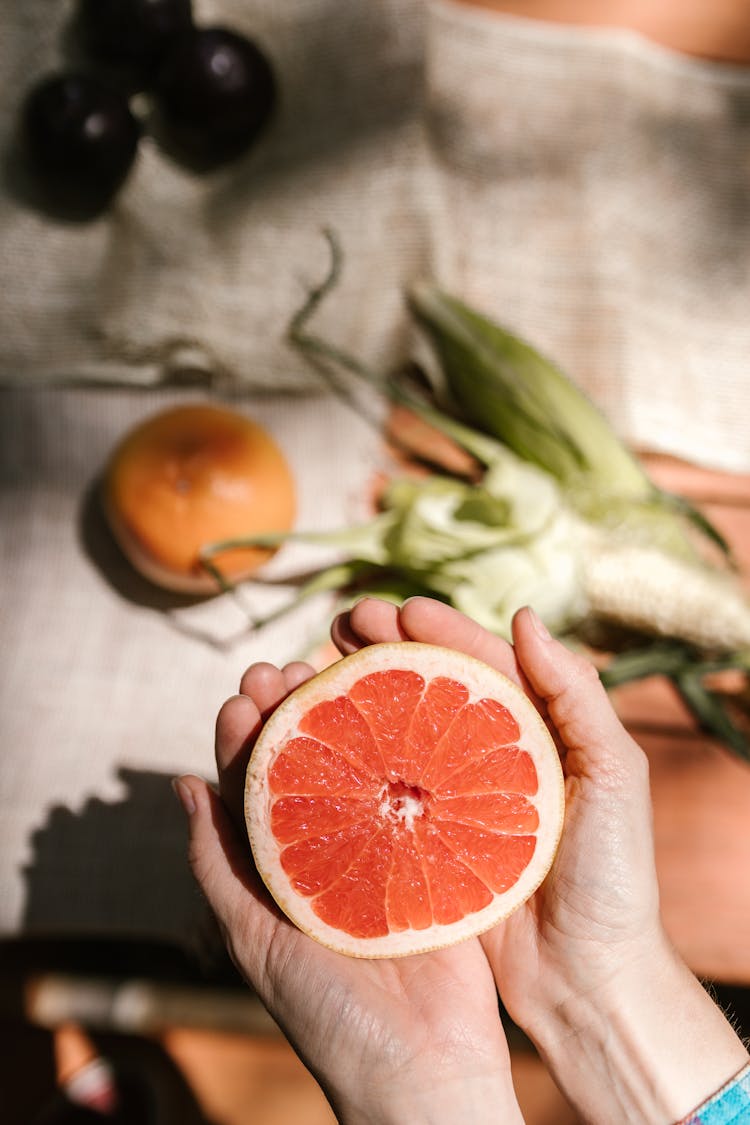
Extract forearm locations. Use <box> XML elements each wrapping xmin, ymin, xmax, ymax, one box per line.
<box><xmin>530</xmin><ymin>933</ymin><xmax>749</xmax><ymax>1124</ymax></box>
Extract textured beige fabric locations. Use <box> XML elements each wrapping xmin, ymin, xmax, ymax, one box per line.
<box><xmin>0</xmin><ymin>387</ymin><xmax>383</xmax><ymax>945</ymax></box>
<box><xmin>2</xmin><ymin>0</ymin><xmax>750</xmax><ymax>947</ymax></box>
<box><xmin>3</xmin><ymin>2</ymin><xmax>750</xmax><ymax>467</ymax></box>
<box><xmin>424</xmin><ymin>3</ymin><xmax>750</xmax><ymax>473</ymax></box>
<box><xmin>0</xmin><ymin>0</ymin><xmax>428</xmax><ymax>389</ymax></box>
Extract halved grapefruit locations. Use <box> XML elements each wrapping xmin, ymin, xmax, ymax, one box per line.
<box><xmin>245</xmin><ymin>642</ymin><xmax>564</xmax><ymax>957</ymax></box>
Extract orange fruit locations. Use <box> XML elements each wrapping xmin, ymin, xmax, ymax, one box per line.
<box><xmin>102</xmin><ymin>403</ymin><xmax>296</xmax><ymax>594</ymax></box>
<box><xmin>246</xmin><ymin>642</ymin><xmax>564</xmax><ymax>957</ymax></box>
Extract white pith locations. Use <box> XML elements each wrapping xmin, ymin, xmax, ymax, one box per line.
<box><xmin>378</xmin><ymin>784</ymin><xmax>424</xmax><ymax>830</ymax></box>
<box><xmin>245</xmin><ymin>642</ymin><xmax>565</xmax><ymax>958</ymax></box>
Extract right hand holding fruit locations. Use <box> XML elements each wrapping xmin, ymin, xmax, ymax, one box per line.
<box><xmin>335</xmin><ymin>597</ymin><xmax>749</xmax><ymax>1123</ymax></box>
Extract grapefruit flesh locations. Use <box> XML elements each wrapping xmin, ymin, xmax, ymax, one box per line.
<box><xmin>102</xmin><ymin>403</ymin><xmax>295</xmax><ymax>594</ymax></box>
<box><xmin>246</xmin><ymin>642</ymin><xmax>564</xmax><ymax>957</ymax></box>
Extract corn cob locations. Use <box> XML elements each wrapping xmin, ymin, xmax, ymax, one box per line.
<box><xmin>578</xmin><ymin>528</ymin><xmax>750</xmax><ymax>653</ymax></box>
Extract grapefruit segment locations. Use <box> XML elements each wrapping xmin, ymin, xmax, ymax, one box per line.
<box><xmin>420</xmin><ymin>698</ymin><xmax>521</xmax><ymax>790</ymax></box>
<box><xmin>436</xmin><ymin>822</ymin><xmax>537</xmax><ymax>895</ymax></box>
<box><xmin>431</xmin><ymin>792</ymin><xmax>539</xmax><ymax>833</ymax></box>
<box><xmin>313</xmin><ymin>831</ymin><xmax>394</xmax><ymax>939</ymax></box>
<box><xmin>348</xmin><ymin>669</ymin><xmax>426</xmax><ymax>781</ymax></box>
<box><xmin>385</xmin><ymin>831</ymin><xmax>433</xmax><ymax>932</ymax></box>
<box><xmin>269</xmin><ymin>737</ymin><xmax>380</xmax><ymax>797</ymax></box>
<box><xmin>299</xmin><ymin>696</ymin><xmax>385</xmax><ymax>778</ymax></box>
<box><xmin>433</xmin><ymin>746</ymin><xmax>538</xmax><ymax>797</ymax></box>
<box><xmin>270</xmin><ymin>795</ymin><xmax>377</xmax><ymax>844</ymax></box>
<box><xmin>280</xmin><ymin>823</ymin><xmax>377</xmax><ymax>896</ymax></box>
<box><xmin>398</xmin><ymin>676</ymin><xmax>470</xmax><ymax>782</ymax></box>
<box><xmin>246</xmin><ymin>641</ymin><xmax>565</xmax><ymax>957</ymax></box>
<box><xmin>414</xmin><ymin>821</ymin><xmax>494</xmax><ymax>925</ymax></box>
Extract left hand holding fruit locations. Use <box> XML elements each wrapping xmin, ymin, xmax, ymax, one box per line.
<box><xmin>173</xmin><ymin>653</ymin><xmax>523</xmax><ymax>1125</ymax></box>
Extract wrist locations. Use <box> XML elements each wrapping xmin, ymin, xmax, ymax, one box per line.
<box><xmin>333</xmin><ymin>1068</ymin><xmax>524</xmax><ymax>1125</ymax></box>
<box><xmin>531</xmin><ymin>931</ymin><xmax>749</xmax><ymax>1124</ymax></box>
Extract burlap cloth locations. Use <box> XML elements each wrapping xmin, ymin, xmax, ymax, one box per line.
<box><xmin>1</xmin><ymin>0</ymin><xmax>749</xmax><ymax>949</ymax></box>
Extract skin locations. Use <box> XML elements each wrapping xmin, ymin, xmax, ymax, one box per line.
<box><xmin>455</xmin><ymin>0</ymin><xmax>750</xmax><ymax>63</ymax></box>
<box><xmin>175</xmin><ymin>597</ymin><xmax>748</xmax><ymax>1123</ymax></box>
<box><xmin>175</xmin><ymin>623</ymin><xmax>521</xmax><ymax>1125</ymax></box>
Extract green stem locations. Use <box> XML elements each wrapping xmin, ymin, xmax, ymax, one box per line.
<box><xmin>198</xmin><ymin>556</ymin><xmax>260</xmax><ymax>620</ymax></box>
<box><xmin>601</xmin><ymin>645</ymin><xmax>750</xmax><ymax>689</ymax></box>
<box><xmin>199</xmin><ymin>514</ymin><xmax>395</xmax><ymax>568</ymax></box>
<box><xmin>600</xmin><ymin>642</ymin><xmax>750</xmax><ymax>762</ymax></box>
<box><xmin>674</xmin><ymin>671</ymin><xmax>750</xmax><ymax>763</ymax></box>
<box><xmin>599</xmin><ymin>644</ymin><xmax>695</xmax><ymax>687</ymax></box>
<box><xmin>289</xmin><ymin>227</ymin><xmax>388</xmax><ymax>387</ymax></box>
<box><xmin>248</xmin><ymin>560</ymin><xmax>375</xmax><ymax>631</ymax></box>
<box><xmin>290</xmin><ymin>229</ymin><xmax>514</xmax><ymax>478</ymax></box>
<box><xmin>656</xmin><ymin>491</ymin><xmax>734</xmax><ymax>565</ymax></box>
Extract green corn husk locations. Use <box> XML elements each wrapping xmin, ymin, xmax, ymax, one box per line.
<box><xmin>408</xmin><ymin>282</ymin><xmax>652</xmax><ymax>501</ymax></box>
<box><xmin>408</xmin><ymin>282</ymin><xmax>732</xmax><ymax>563</ymax></box>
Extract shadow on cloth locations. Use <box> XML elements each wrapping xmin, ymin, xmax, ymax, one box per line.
<box><xmin>21</xmin><ymin>767</ymin><xmax>214</xmax><ymax>953</ymax></box>
<box><xmin>78</xmin><ymin>479</ymin><xmax>209</xmax><ymax>613</ymax></box>
<box><xmin>77</xmin><ymin>478</ymin><xmax>310</xmax><ymax>653</ymax></box>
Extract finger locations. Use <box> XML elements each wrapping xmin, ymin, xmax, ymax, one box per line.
<box><xmin>219</xmin><ymin>662</ymin><xmax>317</xmax><ymax>828</ymax></box>
<box><xmin>330</xmin><ymin>609</ymin><xmax>366</xmax><ymax>654</ymax></box>
<box><xmin>173</xmin><ymin>775</ymin><xmax>279</xmax><ymax>972</ymax></box>
<box><xmin>215</xmin><ymin>694</ymin><xmax>262</xmax><ymax>828</ymax></box>
<box><xmin>349</xmin><ymin>597</ymin><xmax>408</xmax><ymax>642</ymax></box>
<box><xmin>399</xmin><ymin>597</ymin><xmax>521</xmax><ymax>684</ymax></box>
<box><xmin>511</xmin><ymin>607</ymin><xmax>647</xmax><ymax>786</ymax></box>
<box><xmin>239</xmin><ymin>661</ymin><xmax>288</xmax><ymax>715</ymax></box>
<box><xmin>331</xmin><ymin>598</ymin><xmax>407</xmax><ymax>654</ymax></box>
<box><xmin>282</xmin><ymin>661</ymin><xmax>316</xmax><ymax>693</ymax></box>
<box><xmin>339</xmin><ymin>594</ymin><xmax>411</xmax><ymax>648</ymax></box>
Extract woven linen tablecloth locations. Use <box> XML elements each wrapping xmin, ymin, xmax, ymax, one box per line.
<box><xmin>2</xmin><ymin>0</ymin><xmax>750</xmax><ymax>951</ymax></box>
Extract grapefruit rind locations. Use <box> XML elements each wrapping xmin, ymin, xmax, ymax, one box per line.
<box><xmin>245</xmin><ymin>642</ymin><xmax>564</xmax><ymax>958</ymax></box>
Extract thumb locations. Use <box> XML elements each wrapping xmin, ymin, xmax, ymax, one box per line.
<box><xmin>172</xmin><ymin>775</ymin><xmax>276</xmax><ymax>957</ymax></box>
<box><xmin>511</xmin><ymin>608</ymin><xmax>647</xmax><ymax>787</ymax></box>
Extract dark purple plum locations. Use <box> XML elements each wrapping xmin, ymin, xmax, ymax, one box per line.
<box><xmin>22</xmin><ymin>72</ymin><xmax>140</xmax><ymax>210</ymax></box>
<box><xmin>78</xmin><ymin>0</ymin><xmax>193</xmax><ymax>80</ymax></box>
<box><xmin>155</xmin><ymin>27</ymin><xmax>276</xmax><ymax>165</ymax></box>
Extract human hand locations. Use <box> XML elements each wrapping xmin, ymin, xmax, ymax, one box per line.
<box><xmin>173</xmin><ymin>657</ymin><xmax>524</xmax><ymax>1125</ymax></box>
<box><xmin>333</xmin><ymin>596</ymin><xmax>749</xmax><ymax>1124</ymax></box>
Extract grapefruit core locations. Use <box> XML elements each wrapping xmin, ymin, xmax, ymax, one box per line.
<box><xmin>101</xmin><ymin>404</ymin><xmax>296</xmax><ymax>594</ymax></box>
<box><xmin>245</xmin><ymin>642</ymin><xmax>564</xmax><ymax>958</ymax></box>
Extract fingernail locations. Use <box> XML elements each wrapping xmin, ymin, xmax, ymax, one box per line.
<box><xmin>172</xmin><ymin>777</ymin><xmax>196</xmax><ymax>817</ymax></box>
<box><xmin>527</xmin><ymin>607</ymin><xmax>551</xmax><ymax>641</ymax></box>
